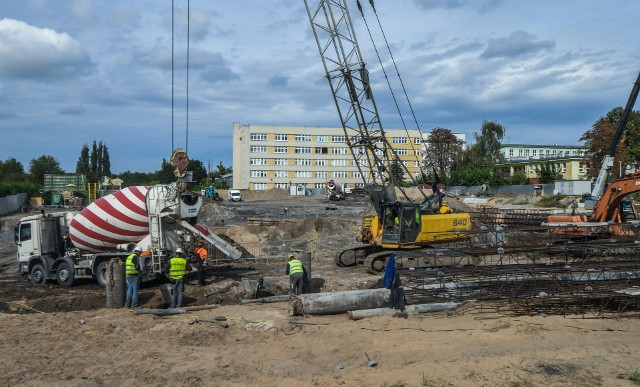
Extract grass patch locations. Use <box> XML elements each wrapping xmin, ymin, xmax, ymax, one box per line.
<box><xmin>617</xmin><ymin>367</ymin><xmax>640</xmax><ymax>385</ymax></box>
<box><xmin>534</xmin><ymin>194</ymin><xmax>568</xmax><ymax>208</ymax></box>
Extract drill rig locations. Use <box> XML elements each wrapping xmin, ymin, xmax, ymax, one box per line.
<box><xmin>304</xmin><ymin>0</ymin><xmax>471</xmax><ymax>272</ymax></box>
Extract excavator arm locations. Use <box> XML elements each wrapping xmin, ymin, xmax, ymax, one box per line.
<box><xmin>591</xmin><ymin>172</ymin><xmax>640</xmax><ymax>223</ymax></box>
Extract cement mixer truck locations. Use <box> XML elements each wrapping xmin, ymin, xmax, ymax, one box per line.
<box><xmin>14</xmin><ymin>150</ymin><xmax>241</xmax><ymax>287</ymax></box>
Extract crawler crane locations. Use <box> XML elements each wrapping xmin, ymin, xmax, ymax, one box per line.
<box><xmin>304</xmin><ymin>0</ymin><xmax>471</xmax><ymax>272</ymax></box>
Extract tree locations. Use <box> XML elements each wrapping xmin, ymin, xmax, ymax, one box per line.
<box><xmin>508</xmin><ymin>173</ymin><xmax>530</xmax><ymax>185</ymax></box>
<box><xmin>102</xmin><ymin>144</ymin><xmax>111</xmax><ymax>177</ymax></box>
<box><xmin>188</xmin><ymin>159</ymin><xmax>207</xmax><ymax>184</ymax></box>
<box><xmin>580</xmin><ymin>107</ymin><xmax>640</xmax><ymax>179</ymax></box>
<box><xmin>425</xmin><ymin>127</ymin><xmax>461</xmax><ymax>178</ymax></box>
<box><xmin>536</xmin><ymin>162</ymin><xmax>559</xmax><ymax>184</ymax></box>
<box><xmin>90</xmin><ymin>141</ymin><xmax>98</xmax><ymax>182</ymax></box>
<box><xmin>29</xmin><ymin>155</ymin><xmax>64</xmax><ymax>183</ymax></box>
<box><xmin>468</xmin><ymin>120</ymin><xmax>506</xmax><ymax>167</ymax></box>
<box><xmin>156</xmin><ymin>159</ymin><xmax>175</xmax><ymax>184</ymax></box>
<box><xmin>76</xmin><ymin>144</ymin><xmax>90</xmax><ymax>177</ymax></box>
<box><xmin>389</xmin><ymin>159</ymin><xmax>405</xmax><ymax>184</ymax></box>
<box><xmin>97</xmin><ymin>142</ymin><xmax>104</xmax><ymax>178</ymax></box>
<box><xmin>0</xmin><ymin>158</ymin><xmax>26</xmax><ymax>182</ymax></box>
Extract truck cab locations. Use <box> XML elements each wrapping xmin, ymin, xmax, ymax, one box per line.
<box><xmin>227</xmin><ymin>189</ymin><xmax>242</xmax><ymax>202</ymax></box>
<box><xmin>14</xmin><ymin>212</ymin><xmax>128</xmax><ymax>287</ymax></box>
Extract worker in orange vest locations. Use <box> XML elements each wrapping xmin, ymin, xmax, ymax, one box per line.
<box><xmin>193</xmin><ymin>241</ymin><xmax>208</xmax><ymax>286</ymax></box>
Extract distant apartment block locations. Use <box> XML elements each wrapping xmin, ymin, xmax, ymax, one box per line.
<box><xmin>499</xmin><ymin>144</ymin><xmax>589</xmax><ymax>181</ymax></box>
<box><xmin>232</xmin><ymin>123</ymin><xmax>463</xmax><ymax>190</ymax></box>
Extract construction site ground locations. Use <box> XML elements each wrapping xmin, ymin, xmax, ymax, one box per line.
<box><xmin>0</xmin><ymin>189</ymin><xmax>639</xmax><ymax>386</ymax></box>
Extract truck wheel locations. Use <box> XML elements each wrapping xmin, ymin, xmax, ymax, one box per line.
<box><xmin>56</xmin><ymin>262</ymin><xmax>74</xmax><ymax>287</ymax></box>
<box><xmin>30</xmin><ymin>264</ymin><xmax>47</xmax><ymax>286</ymax></box>
<box><xmin>95</xmin><ymin>261</ymin><xmax>108</xmax><ymax>288</ymax></box>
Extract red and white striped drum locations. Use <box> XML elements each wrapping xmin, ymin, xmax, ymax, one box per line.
<box><xmin>69</xmin><ymin>186</ymin><xmax>149</xmax><ymax>253</ymax></box>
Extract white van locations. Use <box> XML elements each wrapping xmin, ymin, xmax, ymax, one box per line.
<box><xmin>227</xmin><ymin>189</ymin><xmax>242</xmax><ymax>202</ymax></box>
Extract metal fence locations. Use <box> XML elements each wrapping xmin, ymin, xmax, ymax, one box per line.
<box><xmin>0</xmin><ymin>193</ymin><xmax>27</xmax><ymax>215</ymax></box>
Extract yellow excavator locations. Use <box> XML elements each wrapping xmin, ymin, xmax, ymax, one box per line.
<box><xmin>304</xmin><ymin>0</ymin><xmax>471</xmax><ymax>272</ymax></box>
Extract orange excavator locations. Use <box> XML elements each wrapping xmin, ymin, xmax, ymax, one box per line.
<box><xmin>547</xmin><ymin>70</ymin><xmax>640</xmax><ymax>236</ymax></box>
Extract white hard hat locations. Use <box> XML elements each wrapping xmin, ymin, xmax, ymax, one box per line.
<box><xmin>134</xmin><ymin>246</ymin><xmax>142</xmax><ymax>253</ymax></box>
<box><xmin>175</xmin><ymin>248</ymin><xmax>184</xmax><ymax>254</ymax></box>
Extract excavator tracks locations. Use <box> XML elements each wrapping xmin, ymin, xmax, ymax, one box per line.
<box><xmin>335</xmin><ymin>245</ymin><xmax>384</xmax><ymax>267</ymax></box>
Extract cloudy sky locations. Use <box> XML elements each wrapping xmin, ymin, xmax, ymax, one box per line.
<box><xmin>1</xmin><ymin>0</ymin><xmax>638</xmax><ymax>174</ymax></box>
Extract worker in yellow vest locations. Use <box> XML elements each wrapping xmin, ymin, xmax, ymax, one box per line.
<box><xmin>164</xmin><ymin>248</ymin><xmax>192</xmax><ymax>308</ymax></box>
<box><xmin>285</xmin><ymin>254</ymin><xmax>305</xmax><ymax>296</ymax></box>
<box><xmin>124</xmin><ymin>246</ymin><xmax>143</xmax><ymax>309</ymax></box>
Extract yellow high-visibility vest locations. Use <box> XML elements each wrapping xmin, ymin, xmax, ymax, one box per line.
<box><xmin>125</xmin><ymin>253</ymin><xmax>139</xmax><ymax>275</ymax></box>
<box><xmin>288</xmin><ymin>259</ymin><xmax>304</xmax><ymax>275</ymax></box>
<box><xmin>169</xmin><ymin>257</ymin><xmax>187</xmax><ymax>280</ymax></box>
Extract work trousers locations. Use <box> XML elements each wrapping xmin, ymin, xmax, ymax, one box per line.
<box><xmin>289</xmin><ymin>272</ymin><xmax>304</xmax><ymax>296</ymax></box>
<box><xmin>197</xmin><ymin>262</ymin><xmax>207</xmax><ymax>286</ymax></box>
<box><xmin>125</xmin><ymin>275</ymin><xmax>140</xmax><ymax>308</ymax></box>
<box><xmin>171</xmin><ymin>278</ymin><xmax>185</xmax><ymax>308</ymax></box>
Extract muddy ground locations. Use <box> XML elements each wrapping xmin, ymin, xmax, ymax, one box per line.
<box><xmin>0</xmin><ymin>191</ymin><xmax>639</xmax><ymax>386</ymax></box>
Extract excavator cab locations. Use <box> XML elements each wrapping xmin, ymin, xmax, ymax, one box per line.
<box><xmin>381</xmin><ymin>202</ymin><xmax>421</xmax><ymax>244</ymax></box>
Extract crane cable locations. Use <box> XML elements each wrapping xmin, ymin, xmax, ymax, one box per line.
<box><xmin>171</xmin><ymin>0</ymin><xmax>191</xmax><ymax>154</ymax></box>
<box><xmin>356</xmin><ymin>0</ymin><xmax>428</xmax><ymax>195</ymax></box>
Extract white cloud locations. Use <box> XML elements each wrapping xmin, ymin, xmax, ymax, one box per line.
<box><xmin>0</xmin><ymin>18</ymin><xmax>92</xmax><ymax>80</ymax></box>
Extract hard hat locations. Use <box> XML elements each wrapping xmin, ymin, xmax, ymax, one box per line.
<box><xmin>134</xmin><ymin>246</ymin><xmax>142</xmax><ymax>253</ymax></box>
<box><xmin>288</xmin><ymin>254</ymin><xmax>295</xmax><ymax>260</ymax></box>
<box><xmin>175</xmin><ymin>248</ymin><xmax>184</xmax><ymax>254</ymax></box>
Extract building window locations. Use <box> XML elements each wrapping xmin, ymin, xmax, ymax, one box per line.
<box><xmin>532</xmin><ymin>149</ymin><xmax>537</xmax><ymax>157</ymax></box>
<box><xmin>414</xmin><ymin>161</ymin><xmax>420</xmax><ymax>168</ymax></box>
<box><xmin>414</xmin><ymin>150</ymin><xmax>421</xmax><ymax>156</ymax></box>
<box><xmin>315</xmin><ymin>147</ymin><xmax>328</xmax><ymax>154</ymax></box>
<box><xmin>250</xmin><ymin>158</ymin><xmax>268</xmax><ymax>165</ymax></box>
<box><xmin>316</xmin><ymin>135</ymin><xmax>328</xmax><ymax>142</ymax></box>
<box><xmin>352</xmin><ymin>171</ymin><xmax>362</xmax><ymax>179</ymax></box>
<box><xmin>316</xmin><ymin>171</ymin><xmax>328</xmax><ymax>178</ymax></box>
<box><xmin>250</xmin><ymin>170</ymin><xmax>268</xmax><ymax>178</ymax></box>
<box><xmin>275</xmin><ymin>183</ymin><xmax>288</xmax><ymax>189</ymax></box>
<box><xmin>316</xmin><ymin>159</ymin><xmax>328</xmax><ymax>166</ymax></box>
<box><xmin>275</xmin><ymin>134</ymin><xmax>288</xmax><ymax>141</ymax></box>
<box><xmin>332</xmin><ymin>159</ymin><xmax>348</xmax><ymax>167</ymax></box>
<box><xmin>396</xmin><ymin>149</ymin><xmax>408</xmax><ymax>156</ymax></box>
<box><xmin>392</xmin><ymin>137</ymin><xmax>408</xmax><ymax>144</ymax></box>
<box><xmin>274</xmin><ymin>146</ymin><xmax>288</xmax><ymax>153</ymax></box>
<box><xmin>253</xmin><ymin>183</ymin><xmax>267</xmax><ymax>190</ymax></box>
<box><xmin>352</xmin><ymin>147</ymin><xmax>366</xmax><ymax>155</ymax></box>
<box><xmin>295</xmin><ymin>134</ymin><xmax>312</xmax><ymax>142</ymax></box>
<box><xmin>518</xmin><ymin>149</ymin><xmax>524</xmax><ymax>156</ymax></box>
<box><xmin>315</xmin><ymin>183</ymin><xmax>325</xmax><ymax>189</ymax></box>
<box><xmin>250</xmin><ymin>133</ymin><xmax>267</xmax><ymax>141</ymax></box>
<box><xmin>295</xmin><ymin>147</ymin><xmax>312</xmax><ymax>154</ymax></box>
<box><xmin>332</xmin><ymin>135</ymin><xmax>346</xmax><ymax>143</ymax></box>
<box><xmin>295</xmin><ymin>171</ymin><xmax>312</xmax><ymax>178</ymax></box>
<box><xmin>295</xmin><ymin>159</ymin><xmax>311</xmax><ymax>166</ymax></box>
<box><xmin>274</xmin><ymin>158</ymin><xmax>288</xmax><ymax>166</ymax></box>
<box><xmin>509</xmin><ymin>149</ymin><xmax>514</xmax><ymax>157</ymax></box>
<box><xmin>413</xmin><ymin>137</ymin><xmax>421</xmax><ymax>145</ymax></box>
<box><xmin>332</xmin><ymin>147</ymin><xmax>348</xmax><ymax>155</ymax></box>
<box><xmin>333</xmin><ymin>171</ymin><xmax>348</xmax><ymax>178</ymax></box>
<box><xmin>561</xmin><ymin>163</ymin><xmax>566</xmax><ymax>173</ymax></box>
<box><xmin>250</xmin><ymin>146</ymin><xmax>267</xmax><ymax>153</ymax></box>
<box><xmin>274</xmin><ymin>171</ymin><xmax>288</xmax><ymax>178</ymax></box>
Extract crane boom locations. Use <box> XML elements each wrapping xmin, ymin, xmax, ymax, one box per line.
<box><xmin>590</xmin><ymin>70</ymin><xmax>640</xmax><ymax>197</ymax></box>
<box><xmin>303</xmin><ymin>0</ymin><xmax>413</xmax><ymax>216</ymax></box>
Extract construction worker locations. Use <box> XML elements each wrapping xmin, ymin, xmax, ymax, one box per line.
<box><xmin>164</xmin><ymin>248</ymin><xmax>192</xmax><ymax>308</ymax></box>
<box><xmin>193</xmin><ymin>241</ymin><xmax>208</xmax><ymax>286</ymax></box>
<box><xmin>286</xmin><ymin>254</ymin><xmax>305</xmax><ymax>296</ymax></box>
<box><xmin>124</xmin><ymin>246</ymin><xmax>143</xmax><ymax>309</ymax></box>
